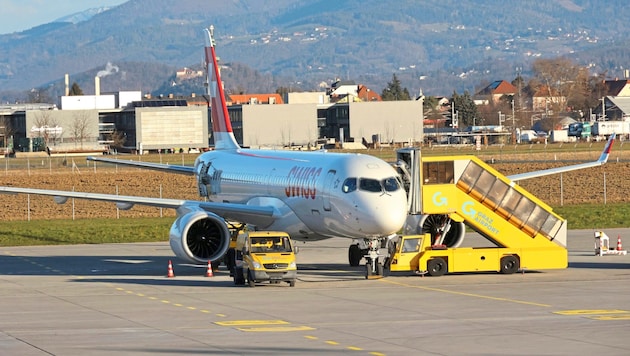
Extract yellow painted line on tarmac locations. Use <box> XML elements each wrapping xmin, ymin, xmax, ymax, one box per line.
<box><xmin>554</xmin><ymin>309</ymin><xmax>629</xmax><ymax>315</ymax></box>
<box><xmin>304</xmin><ymin>335</ymin><xmax>318</xmax><ymax>340</ymax></box>
<box><xmin>588</xmin><ymin>314</ymin><xmax>630</xmax><ymax>320</ymax></box>
<box><xmin>347</xmin><ymin>346</ymin><xmax>363</xmax><ymax>351</ymax></box>
<box><xmin>214</xmin><ymin>320</ymin><xmax>289</xmax><ymax>326</ymax></box>
<box><xmin>237</xmin><ymin>325</ymin><xmax>315</xmax><ymax>332</ymax></box>
<box><xmin>325</xmin><ymin>340</ymin><xmax>339</xmax><ymax>345</ymax></box>
<box><xmin>379</xmin><ymin>278</ymin><xmax>551</xmax><ymax>307</ymax></box>
<box><xmin>369</xmin><ymin>352</ymin><xmax>386</xmax><ymax>356</ymax></box>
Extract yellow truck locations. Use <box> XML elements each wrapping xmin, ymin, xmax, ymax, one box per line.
<box><xmin>233</xmin><ymin>231</ymin><xmax>298</xmax><ymax>287</ymax></box>
<box><xmin>389</xmin><ymin>234</ymin><xmax>536</xmax><ymax>276</ymax></box>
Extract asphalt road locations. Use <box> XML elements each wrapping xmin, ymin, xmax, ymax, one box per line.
<box><xmin>1</xmin><ymin>228</ymin><xmax>630</xmax><ymax>355</ymax></box>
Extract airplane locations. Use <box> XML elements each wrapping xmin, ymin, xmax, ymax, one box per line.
<box><xmin>0</xmin><ymin>26</ymin><xmax>616</xmax><ymax>278</ymax></box>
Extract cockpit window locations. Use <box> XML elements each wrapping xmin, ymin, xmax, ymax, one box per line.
<box><xmin>383</xmin><ymin>177</ymin><xmax>400</xmax><ymax>192</ymax></box>
<box><xmin>342</xmin><ymin>178</ymin><xmax>357</xmax><ymax>193</ymax></box>
<box><xmin>359</xmin><ymin>178</ymin><xmax>383</xmax><ymax>192</ymax></box>
<box><xmin>345</xmin><ymin>177</ymin><xmax>401</xmax><ymax>194</ymax></box>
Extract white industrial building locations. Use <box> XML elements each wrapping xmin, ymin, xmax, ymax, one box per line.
<box><xmin>1</xmin><ymin>89</ymin><xmax>423</xmax><ymax>155</ymax></box>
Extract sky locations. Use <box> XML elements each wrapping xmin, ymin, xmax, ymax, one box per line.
<box><xmin>0</xmin><ymin>0</ymin><xmax>128</xmax><ymax>34</ymax></box>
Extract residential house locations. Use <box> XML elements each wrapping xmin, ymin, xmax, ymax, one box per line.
<box><xmin>603</xmin><ymin>79</ymin><xmax>630</xmax><ymax>97</ymax></box>
<box><xmin>474</xmin><ymin>80</ymin><xmax>517</xmax><ymax>105</ymax></box>
<box><xmin>229</xmin><ymin>93</ymin><xmax>284</xmax><ymax>105</ymax></box>
<box><xmin>532</xmin><ymin>86</ymin><xmax>567</xmax><ymax>112</ymax></box>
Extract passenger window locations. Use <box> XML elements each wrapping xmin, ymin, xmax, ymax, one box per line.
<box><xmin>359</xmin><ymin>178</ymin><xmax>382</xmax><ymax>192</ymax></box>
<box><xmin>342</xmin><ymin>178</ymin><xmax>357</xmax><ymax>193</ymax></box>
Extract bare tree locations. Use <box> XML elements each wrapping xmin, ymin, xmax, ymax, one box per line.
<box><xmin>0</xmin><ymin>117</ymin><xmax>15</xmax><ymax>152</ymax></box>
<box><xmin>33</xmin><ymin>111</ymin><xmax>60</xmax><ymax>149</ymax></box>
<box><xmin>70</xmin><ymin>111</ymin><xmax>92</xmax><ymax>149</ymax></box>
<box><xmin>107</xmin><ymin>130</ymin><xmax>126</xmax><ymax>149</ymax></box>
<box><xmin>532</xmin><ymin>58</ymin><xmax>581</xmax><ymax>115</ymax></box>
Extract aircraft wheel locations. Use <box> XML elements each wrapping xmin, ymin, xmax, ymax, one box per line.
<box><xmin>427</xmin><ymin>258</ymin><xmax>447</xmax><ymax>276</ymax></box>
<box><xmin>364</xmin><ymin>261</ymin><xmax>372</xmax><ymax>279</ymax></box>
<box><xmin>247</xmin><ymin>270</ymin><xmax>255</xmax><ymax>287</ymax></box>
<box><xmin>500</xmin><ymin>255</ymin><xmax>519</xmax><ymax>274</ymax></box>
<box><xmin>348</xmin><ymin>244</ymin><xmax>362</xmax><ymax>266</ymax></box>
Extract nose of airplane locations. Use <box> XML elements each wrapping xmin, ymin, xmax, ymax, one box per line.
<box><xmin>361</xmin><ymin>193</ymin><xmax>408</xmax><ymax>235</ymax></box>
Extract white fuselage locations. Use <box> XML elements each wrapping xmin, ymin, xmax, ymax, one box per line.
<box><xmin>194</xmin><ymin>148</ymin><xmax>408</xmax><ymax>241</ymax></box>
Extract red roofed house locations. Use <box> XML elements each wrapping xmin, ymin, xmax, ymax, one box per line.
<box><xmin>474</xmin><ymin>80</ymin><xmax>517</xmax><ymax>105</ymax></box>
<box><xmin>229</xmin><ymin>94</ymin><xmax>284</xmax><ymax>105</ymax></box>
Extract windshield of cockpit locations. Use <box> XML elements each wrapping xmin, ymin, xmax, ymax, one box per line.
<box><xmin>341</xmin><ymin>177</ymin><xmax>401</xmax><ymax>193</ymax></box>
<box><xmin>250</xmin><ymin>236</ymin><xmax>293</xmax><ymax>253</ymax></box>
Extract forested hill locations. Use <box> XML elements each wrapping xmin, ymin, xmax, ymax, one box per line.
<box><xmin>2</xmin><ymin>0</ymin><xmax>630</xmax><ymax>102</ymax></box>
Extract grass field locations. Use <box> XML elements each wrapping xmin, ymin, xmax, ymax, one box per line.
<box><xmin>1</xmin><ymin>140</ymin><xmax>628</xmax><ymax>246</ymax></box>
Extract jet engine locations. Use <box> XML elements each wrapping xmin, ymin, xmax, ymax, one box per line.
<box><xmin>419</xmin><ymin>214</ymin><xmax>466</xmax><ymax>247</ymax></box>
<box><xmin>169</xmin><ymin>210</ymin><xmax>231</xmax><ymax>264</ymax></box>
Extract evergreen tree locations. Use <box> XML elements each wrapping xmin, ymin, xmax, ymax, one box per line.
<box><xmin>69</xmin><ymin>82</ymin><xmax>84</xmax><ymax>96</ymax></box>
<box><xmin>451</xmin><ymin>90</ymin><xmax>479</xmax><ymax>127</ymax></box>
<box><xmin>381</xmin><ymin>74</ymin><xmax>411</xmax><ymax>101</ymax></box>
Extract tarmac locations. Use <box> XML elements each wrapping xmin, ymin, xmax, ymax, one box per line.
<box><xmin>1</xmin><ymin>228</ymin><xmax>630</xmax><ymax>355</ymax></box>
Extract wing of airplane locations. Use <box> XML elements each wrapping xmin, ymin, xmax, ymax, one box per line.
<box><xmin>87</xmin><ymin>156</ymin><xmax>195</xmax><ymax>175</ymax></box>
<box><xmin>507</xmin><ymin>133</ymin><xmax>615</xmax><ymax>182</ymax></box>
<box><xmin>0</xmin><ymin>186</ymin><xmax>276</xmax><ymax>227</ymax></box>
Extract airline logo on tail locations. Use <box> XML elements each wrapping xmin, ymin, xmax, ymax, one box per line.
<box><xmin>203</xmin><ymin>26</ymin><xmax>239</xmax><ymax>150</ymax></box>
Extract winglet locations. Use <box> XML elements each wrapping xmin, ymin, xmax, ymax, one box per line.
<box><xmin>597</xmin><ymin>132</ymin><xmax>615</xmax><ymax>163</ymax></box>
<box><xmin>204</xmin><ymin>26</ymin><xmax>240</xmax><ymax>150</ymax></box>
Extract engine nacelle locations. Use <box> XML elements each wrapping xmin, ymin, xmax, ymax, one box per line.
<box><xmin>169</xmin><ymin>210</ymin><xmax>231</xmax><ymax>264</ymax></box>
<box><xmin>404</xmin><ymin>214</ymin><xmax>466</xmax><ymax>248</ymax></box>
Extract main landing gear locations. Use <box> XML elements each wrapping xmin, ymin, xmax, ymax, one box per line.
<box><xmin>348</xmin><ymin>237</ymin><xmax>392</xmax><ymax>279</ymax></box>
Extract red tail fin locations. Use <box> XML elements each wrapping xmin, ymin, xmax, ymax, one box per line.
<box><xmin>204</xmin><ymin>26</ymin><xmax>239</xmax><ymax>150</ymax></box>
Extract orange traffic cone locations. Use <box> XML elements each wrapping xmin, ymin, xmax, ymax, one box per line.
<box><xmin>167</xmin><ymin>260</ymin><xmax>175</xmax><ymax>278</ymax></box>
<box><xmin>205</xmin><ymin>260</ymin><xmax>214</xmax><ymax>277</ymax></box>
<box><xmin>617</xmin><ymin>235</ymin><xmax>623</xmax><ymax>251</ymax></box>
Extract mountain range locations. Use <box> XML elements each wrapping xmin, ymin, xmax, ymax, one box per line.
<box><xmin>2</xmin><ymin>0</ymin><xmax>630</xmax><ymax>104</ymax></box>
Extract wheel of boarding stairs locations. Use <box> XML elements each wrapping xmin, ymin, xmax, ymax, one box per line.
<box><xmin>500</xmin><ymin>255</ymin><xmax>519</xmax><ymax>274</ymax></box>
<box><xmin>427</xmin><ymin>257</ymin><xmax>447</xmax><ymax>276</ymax></box>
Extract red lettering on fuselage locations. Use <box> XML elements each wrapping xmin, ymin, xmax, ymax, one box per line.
<box><xmin>284</xmin><ymin>166</ymin><xmax>322</xmax><ymax>199</ymax></box>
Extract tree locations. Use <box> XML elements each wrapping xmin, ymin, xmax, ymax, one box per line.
<box><xmin>532</xmin><ymin>58</ymin><xmax>581</xmax><ymax>114</ymax></box>
<box><xmin>33</xmin><ymin>111</ymin><xmax>60</xmax><ymax>149</ymax></box>
<box><xmin>451</xmin><ymin>91</ymin><xmax>479</xmax><ymax>127</ymax></box>
<box><xmin>69</xmin><ymin>82</ymin><xmax>84</xmax><ymax>96</ymax></box>
<box><xmin>107</xmin><ymin>130</ymin><xmax>126</xmax><ymax>149</ymax></box>
<box><xmin>381</xmin><ymin>74</ymin><xmax>411</xmax><ymax>101</ymax></box>
<box><xmin>0</xmin><ymin>117</ymin><xmax>14</xmax><ymax>153</ymax></box>
<box><xmin>70</xmin><ymin>111</ymin><xmax>92</xmax><ymax>149</ymax></box>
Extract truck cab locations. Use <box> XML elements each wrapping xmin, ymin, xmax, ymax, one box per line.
<box><xmin>233</xmin><ymin>231</ymin><xmax>298</xmax><ymax>287</ymax></box>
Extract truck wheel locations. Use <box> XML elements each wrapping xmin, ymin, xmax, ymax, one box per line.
<box><xmin>348</xmin><ymin>244</ymin><xmax>362</xmax><ymax>266</ymax></box>
<box><xmin>427</xmin><ymin>258</ymin><xmax>447</xmax><ymax>276</ymax></box>
<box><xmin>247</xmin><ymin>270</ymin><xmax>255</xmax><ymax>287</ymax></box>
<box><xmin>500</xmin><ymin>255</ymin><xmax>519</xmax><ymax>274</ymax></box>
<box><xmin>288</xmin><ymin>279</ymin><xmax>296</xmax><ymax>287</ymax></box>
<box><xmin>364</xmin><ymin>261</ymin><xmax>372</xmax><ymax>279</ymax></box>
<box><xmin>234</xmin><ymin>268</ymin><xmax>245</xmax><ymax>285</ymax></box>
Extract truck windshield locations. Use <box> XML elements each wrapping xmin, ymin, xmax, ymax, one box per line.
<box><xmin>250</xmin><ymin>236</ymin><xmax>292</xmax><ymax>253</ymax></box>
